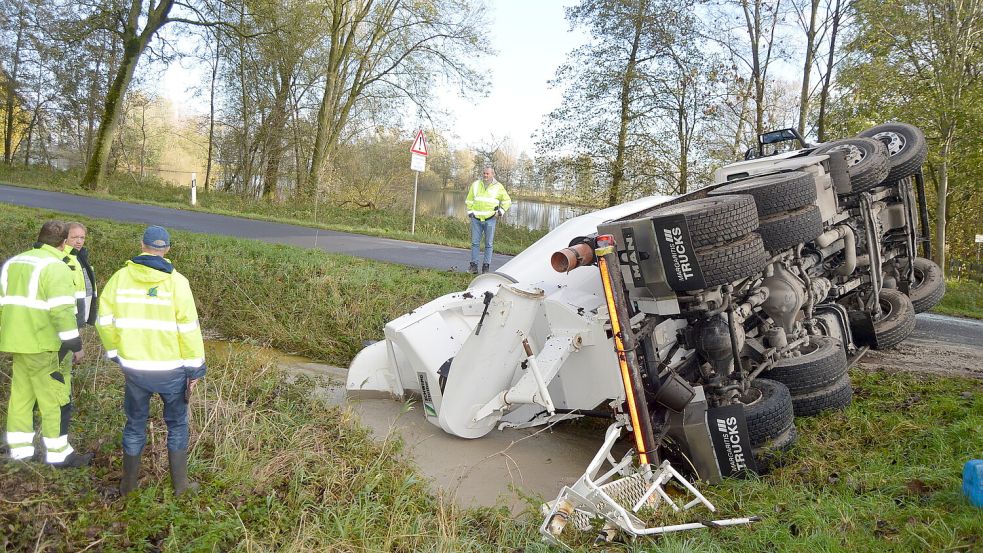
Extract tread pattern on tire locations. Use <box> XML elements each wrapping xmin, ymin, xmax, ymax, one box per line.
<box><xmin>814</xmin><ymin>137</ymin><xmax>889</xmax><ymax>193</ymax></box>
<box><xmin>909</xmin><ymin>257</ymin><xmax>946</xmax><ymax>314</ymax></box>
<box><xmin>647</xmin><ymin>195</ymin><xmax>758</xmax><ymax>249</ymax></box>
<box><xmin>741</xmin><ymin>378</ymin><xmax>794</xmax><ymax>447</ymax></box>
<box><xmin>858</xmin><ymin>122</ymin><xmax>928</xmax><ymax>183</ymax></box>
<box><xmin>791</xmin><ymin>374</ymin><xmax>853</xmax><ymax>417</ymax></box>
<box><xmin>764</xmin><ymin>336</ymin><xmax>848</xmax><ymax>395</ymax></box>
<box><xmin>709</xmin><ymin>171</ymin><xmax>817</xmax><ymax>217</ymax></box>
<box><xmin>757</xmin><ymin>205</ymin><xmax>824</xmax><ymax>253</ymax></box>
<box><xmin>688</xmin><ymin>233</ymin><xmax>768</xmax><ymax>290</ymax></box>
<box><xmin>825</xmin><ymin>150</ymin><xmax>852</xmax><ymax>194</ymax></box>
<box><xmin>873</xmin><ymin>288</ymin><xmax>916</xmax><ymax>349</ymax></box>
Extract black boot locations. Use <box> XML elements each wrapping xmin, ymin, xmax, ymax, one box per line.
<box><xmin>167</xmin><ymin>449</ymin><xmax>199</xmax><ymax>496</ymax></box>
<box><xmin>482</xmin><ymin>263</ymin><xmax>490</xmax><ymax>274</ymax></box>
<box><xmin>52</xmin><ymin>451</ymin><xmax>93</xmax><ymax>469</ymax></box>
<box><xmin>120</xmin><ymin>454</ymin><xmax>141</xmax><ymax>496</ymax></box>
<box><xmin>468</xmin><ymin>262</ymin><xmax>479</xmax><ymax>274</ymax></box>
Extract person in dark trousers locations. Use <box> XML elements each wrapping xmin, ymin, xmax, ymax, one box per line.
<box><xmin>96</xmin><ymin>226</ymin><xmax>206</xmax><ymax>496</ymax></box>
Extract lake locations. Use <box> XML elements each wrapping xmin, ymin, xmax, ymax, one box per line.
<box><xmin>414</xmin><ymin>188</ymin><xmax>589</xmax><ymax>231</ymax></box>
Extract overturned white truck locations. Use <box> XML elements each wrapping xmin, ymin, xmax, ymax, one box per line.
<box><xmin>347</xmin><ymin>122</ymin><xmax>943</xmax><ymax>542</ymax></box>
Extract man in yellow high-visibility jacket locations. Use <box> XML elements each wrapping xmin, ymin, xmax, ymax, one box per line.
<box><xmin>1</xmin><ymin>220</ymin><xmax>92</xmax><ymax>467</ymax></box>
<box><xmin>97</xmin><ymin>225</ymin><xmax>206</xmax><ymax>496</ymax></box>
<box><xmin>465</xmin><ymin>166</ymin><xmax>512</xmax><ymax>274</ymax></box>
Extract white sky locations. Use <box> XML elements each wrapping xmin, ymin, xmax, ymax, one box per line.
<box><xmin>157</xmin><ymin>0</ymin><xmax>585</xmax><ymax>156</ymax></box>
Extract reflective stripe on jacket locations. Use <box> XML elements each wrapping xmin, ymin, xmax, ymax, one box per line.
<box><xmin>465</xmin><ymin>179</ymin><xmax>512</xmax><ymax>221</ymax></box>
<box><xmin>96</xmin><ymin>258</ymin><xmax>205</xmax><ymax>375</ymax></box>
<box><xmin>63</xmin><ymin>246</ymin><xmax>88</xmax><ymax>327</ymax></box>
<box><xmin>0</xmin><ymin>244</ymin><xmax>81</xmax><ymax>353</ymax></box>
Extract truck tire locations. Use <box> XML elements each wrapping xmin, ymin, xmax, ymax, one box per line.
<box><xmin>908</xmin><ymin>257</ymin><xmax>946</xmax><ymax>314</ymax></box>
<box><xmin>708</xmin><ymin>171</ymin><xmax>817</xmax><ymax>217</ymax></box>
<box><xmin>682</xmin><ymin>233</ymin><xmax>768</xmax><ymax>291</ymax></box>
<box><xmin>872</xmin><ymin>288</ymin><xmax>917</xmax><ymax>349</ymax></box>
<box><xmin>740</xmin><ymin>378</ymin><xmax>795</xmax><ymax>447</ymax></box>
<box><xmin>858</xmin><ymin>122</ymin><xmax>927</xmax><ymax>183</ymax></box>
<box><xmin>813</xmin><ymin>137</ymin><xmax>889</xmax><ymax>193</ymax></box>
<box><xmin>764</xmin><ymin>336</ymin><xmax>848</xmax><ymax>395</ymax></box>
<box><xmin>757</xmin><ymin>205</ymin><xmax>824</xmax><ymax>253</ymax></box>
<box><xmin>753</xmin><ymin>424</ymin><xmax>797</xmax><ymax>472</ymax></box>
<box><xmin>647</xmin><ymin>195</ymin><xmax>758</xmax><ymax>249</ymax></box>
<box><xmin>791</xmin><ymin>374</ymin><xmax>853</xmax><ymax>416</ymax></box>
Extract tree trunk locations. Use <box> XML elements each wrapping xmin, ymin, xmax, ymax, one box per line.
<box><xmin>4</xmin><ymin>7</ymin><xmax>25</xmax><ymax>165</ymax></box>
<box><xmin>797</xmin><ymin>0</ymin><xmax>820</xmax><ymax>137</ymax></box>
<box><xmin>934</xmin><ymin>137</ymin><xmax>951</xmax><ymax>275</ymax></box>
<box><xmin>262</xmin><ymin>65</ymin><xmax>293</xmax><ymax>200</ymax></box>
<box><xmin>81</xmin><ymin>0</ymin><xmax>174</xmax><ymax>190</ymax></box>
<box><xmin>609</xmin><ymin>0</ymin><xmax>646</xmax><ymax>207</ymax></box>
<box><xmin>816</xmin><ymin>0</ymin><xmax>842</xmax><ymax>142</ymax></box>
<box><xmin>204</xmin><ymin>29</ymin><xmax>220</xmax><ymax>191</ymax></box>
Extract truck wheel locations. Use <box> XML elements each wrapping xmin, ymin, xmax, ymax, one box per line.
<box><xmin>908</xmin><ymin>257</ymin><xmax>946</xmax><ymax>314</ymax></box>
<box><xmin>740</xmin><ymin>378</ymin><xmax>794</xmax><ymax>447</ymax></box>
<box><xmin>872</xmin><ymin>289</ymin><xmax>917</xmax><ymax>349</ymax></box>
<box><xmin>646</xmin><ymin>195</ymin><xmax>758</xmax><ymax>248</ymax></box>
<box><xmin>813</xmin><ymin>137</ymin><xmax>889</xmax><ymax>193</ymax></box>
<box><xmin>791</xmin><ymin>374</ymin><xmax>853</xmax><ymax>417</ymax></box>
<box><xmin>757</xmin><ymin>205</ymin><xmax>824</xmax><ymax>253</ymax></box>
<box><xmin>682</xmin><ymin>233</ymin><xmax>768</xmax><ymax>291</ymax></box>
<box><xmin>708</xmin><ymin>171</ymin><xmax>817</xmax><ymax>217</ymax></box>
<box><xmin>753</xmin><ymin>424</ymin><xmax>797</xmax><ymax>472</ymax></box>
<box><xmin>764</xmin><ymin>336</ymin><xmax>848</xmax><ymax>395</ymax></box>
<box><xmin>858</xmin><ymin>122</ymin><xmax>927</xmax><ymax>183</ymax></box>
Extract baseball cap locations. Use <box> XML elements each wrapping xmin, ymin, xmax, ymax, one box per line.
<box><xmin>142</xmin><ymin>225</ymin><xmax>171</xmax><ymax>248</ymax></box>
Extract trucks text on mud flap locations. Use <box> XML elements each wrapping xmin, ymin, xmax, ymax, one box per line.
<box><xmin>346</xmin><ymin>122</ymin><xmax>943</xmax><ymax>544</ymax></box>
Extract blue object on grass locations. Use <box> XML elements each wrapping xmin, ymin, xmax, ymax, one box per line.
<box><xmin>964</xmin><ymin>459</ymin><xmax>983</xmax><ymax>508</ymax></box>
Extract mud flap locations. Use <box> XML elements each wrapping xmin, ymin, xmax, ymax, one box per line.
<box><xmin>706</xmin><ymin>404</ymin><xmax>758</xmax><ymax>478</ymax></box>
<box><xmin>651</xmin><ymin>215</ymin><xmax>707</xmax><ymax>291</ymax></box>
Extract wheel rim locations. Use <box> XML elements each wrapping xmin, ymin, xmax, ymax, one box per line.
<box><xmin>911</xmin><ymin>265</ymin><xmax>926</xmax><ymax>290</ymax></box>
<box><xmin>827</xmin><ymin>144</ymin><xmax>866</xmax><ymax>166</ymax></box>
<box><xmin>741</xmin><ymin>386</ymin><xmax>764</xmax><ymax>406</ymax></box>
<box><xmin>871</xmin><ymin>131</ymin><xmax>906</xmax><ymax>156</ymax></box>
<box><xmin>876</xmin><ymin>294</ymin><xmax>895</xmax><ymax>322</ymax></box>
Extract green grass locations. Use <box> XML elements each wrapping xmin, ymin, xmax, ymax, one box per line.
<box><xmin>934</xmin><ymin>279</ymin><xmax>983</xmax><ymax>320</ymax></box>
<box><xmin>0</xmin><ymin>204</ymin><xmax>475</xmax><ymax>366</ymax></box>
<box><xmin>0</xmin><ymin>165</ymin><xmax>548</xmax><ymax>256</ymax></box>
<box><xmin>0</xmin><ymin>205</ymin><xmax>980</xmax><ymax>551</ymax></box>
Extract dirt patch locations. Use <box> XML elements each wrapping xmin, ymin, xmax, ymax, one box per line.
<box><xmin>856</xmin><ymin>337</ymin><xmax>983</xmax><ymax>380</ymax></box>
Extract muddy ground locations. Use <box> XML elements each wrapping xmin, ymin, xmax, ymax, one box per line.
<box><xmin>858</xmin><ymin>336</ymin><xmax>983</xmax><ymax>380</ymax></box>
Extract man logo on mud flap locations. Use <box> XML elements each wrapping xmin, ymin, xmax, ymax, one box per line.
<box><xmin>716</xmin><ymin>416</ymin><xmax>748</xmax><ymax>473</ymax></box>
<box><xmin>662</xmin><ymin>227</ymin><xmax>695</xmax><ymax>282</ymax></box>
<box><xmin>624</xmin><ymin>233</ymin><xmax>642</xmax><ymax>282</ymax></box>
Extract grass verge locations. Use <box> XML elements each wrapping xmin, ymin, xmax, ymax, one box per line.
<box><xmin>0</xmin><ymin>165</ymin><xmax>547</xmax><ymax>256</ymax></box>
<box><xmin>934</xmin><ymin>279</ymin><xmax>983</xmax><ymax>320</ymax></box>
<box><xmin>0</xmin><ymin>204</ymin><xmax>472</xmax><ymax>365</ymax></box>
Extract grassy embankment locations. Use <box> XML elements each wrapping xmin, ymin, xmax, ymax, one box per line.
<box><xmin>935</xmin><ymin>279</ymin><xmax>983</xmax><ymax>320</ymax></box>
<box><xmin>0</xmin><ymin>205</ymin><xmax>981</xmax><ymax>551</ymax></box>
<box><xmin>0</xmin><ymin>165</ymin><xmax>547</xmax><ymax>256</ymax></box>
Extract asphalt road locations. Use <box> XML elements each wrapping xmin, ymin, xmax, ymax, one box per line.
<box><xmin>2</xmin><ymin>183</ymin><xmax>979</xmax><ymax>347</ymax></box>
<box><xmin>0</xmin><ymin>183</ymin><xmax>512</xmax><ymax>272</ymax></box>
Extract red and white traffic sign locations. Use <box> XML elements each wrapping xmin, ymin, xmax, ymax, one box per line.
<box><xmin>410</xmin><ymin>130</ymin><xmax>429</xmax><ymax>156</ymax></box>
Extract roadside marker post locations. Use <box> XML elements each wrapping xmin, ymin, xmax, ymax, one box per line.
<box><xmin>409</xmin><ymin>130</ymin><xmax>429</xmax><ymax>234</ymax></box>
<box><xmin>191</xmin><ymin>172</ymin><xmax>197</xmax><ymax>206</ymax></box>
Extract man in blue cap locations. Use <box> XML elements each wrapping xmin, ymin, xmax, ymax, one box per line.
<box><xmin>97</xmin><ymin>225</ymin><xmax>207</xmax><ymax>496</ymax></box>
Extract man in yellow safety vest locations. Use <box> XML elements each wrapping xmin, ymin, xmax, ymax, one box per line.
<box><xmin>97</xmin><ymin>225</ymin><xmax>206</xmax><ymax>496</ymax></box>
<box><xmin>465</xmin><ymin>167</ymin><xmax>512</xmax><ymax>274</ymax></box>
<box><xmin>1</xmin><ymin>220</ymin><xmax>92</xmax><ymax>467</ymax></box>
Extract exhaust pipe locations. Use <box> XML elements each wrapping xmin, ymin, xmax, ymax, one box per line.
<box><xmin>551</xmin><ymin>242</ymin><xmax>595</xmax><ymax>272</ymax></box>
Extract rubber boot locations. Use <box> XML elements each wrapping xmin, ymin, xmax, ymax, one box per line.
<box><xmin>468</xmin><ymin>262</ymin><xmax>479</xmax><ymax>274</ymax></box>
<box><xmin>119</xmin><ymin>454</ymin><xmax>141</xmax><ymax>496</ymax></box>
<box><xmin>52</xmin><ymin>451</ymin><xmax>93</xmax><ymax>469</ymax></box>
<box><xmin>167</xmin><ymin>449</ymin><xmax>199</xmax><ymax>496</ymax></box>
<box><xmin>482</xmin><ymin>263</ymin><xmax>490</xmax><ymax>274</ymax></box>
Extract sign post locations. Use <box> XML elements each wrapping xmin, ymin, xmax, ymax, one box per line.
<box><xmin>191</xmin><ymin>172</ymin><xmax>197</xmax><ymax>206</ymax></box>
<box><xmin>409</xmin><ymin>130</ymin><xmax>429</xmax><ymax>234</ymax></box>
<box><xmin>976</xmin><ymin>234</ymin><xmax>982</xmax><ymax>261</ymax></box>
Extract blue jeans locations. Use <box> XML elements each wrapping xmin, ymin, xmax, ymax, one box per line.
<box><xmin>470</xmin><ymin>215</ymin><xmax>497</xmax><ymax>265</ymax></box>
<box><xmin>122</xmin><ymin>369</ymin><xmax>189</xmax><ymax>455</ymax></box>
